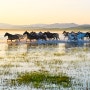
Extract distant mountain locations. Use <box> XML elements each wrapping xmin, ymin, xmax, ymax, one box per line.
<box><xmin>24</xmin><ymin>23</ymin><xmax>78</xmax><ymax>29</ymax></box>
<box><xmin>43</xmin><ymin>23</ymin><xmax>78</xmax><ymax>28</ymax></box>
<box><xmin>0</xmin><ymin>23</ymin><xmax>90</xmax><ymax>29</ymax></box>
<box><xmin>68</xmin><ymin>24</ymin><xmax>90</xmax><ymax>29</ymax></box>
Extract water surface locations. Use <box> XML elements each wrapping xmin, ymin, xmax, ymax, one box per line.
<box><xmin>0</xmin><ymin>29</ymin><xmax>90</xmax><ymax>90</ymax></box>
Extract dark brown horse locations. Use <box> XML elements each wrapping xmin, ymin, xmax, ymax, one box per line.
<box><xmin>43</xmin><ymin>31</ymin><xmax>60</xmax><ymax>40</ymax></box>
<box><xmin>4</xmin><ymin>32</ymin><xmax>19</xmax><ymax>42</ymax></box>
<box><xmin>23</xmin><ymin>31</ymin><xmax>47</xmax><ymax>42</ymax></box>
<box><xmin>85</xmin><ymin>32</ymin><xmax>90</xmax><ymax>40</ymax></box>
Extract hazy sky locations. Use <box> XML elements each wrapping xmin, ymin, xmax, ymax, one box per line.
<box><xmin>0</xmin><ymin>0</ymin><xmax>90</xmax><ymax>25</ymax></box>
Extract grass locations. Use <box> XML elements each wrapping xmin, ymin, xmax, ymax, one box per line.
<box><xmin>0</xmin><ymin>57</ymin><xmax>4</xmax><ymax>59</ymax></box>
<box><xmin>83</xmin><ymin>47</ymin><xmax>89</xmax><ymax>52</ymax></box>
<box><xmin>0</xmin><ymin>69</ymin><xmax>10</xmax><ymax>75</ymax></box>
<box><xmin>54</xmin><ymin>52</ymin><xmax>66</xmax><ymax>56</ymax></box>
<box><xmin>11</xmin><ymin>71</ymin><xmax>71</xmax><ymax>88</ymax></box>
<box><xmin>0</xmin><ymin>63</ymin><xmax>14</xmax><ymax>68</ymax></box>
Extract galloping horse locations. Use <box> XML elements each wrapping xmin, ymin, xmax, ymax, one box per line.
<box><xmin>43</xmin><ymin>31</ymin><xmax>60</xmax><ymax>40</ymax></box>
<box><xmin>15</xmin><ymin>34</ymin><xmax>25</xmax><ymax>41</ymax></box>
<box><xmin>23</xmin><ymin>31</ymin><xmax>47</xmax><ymax>42</ymax></box>
<box><xmin>77</xmin><ymin>32</ymin><xmax>87</xmax><ymax>40</ymax></box>
<box><xmin>4</xmin><ymin>32</ymin><xmax>19</xmax><ymax>42</ymax></box>
<box><xmin>62</xmin><ymin>31</ymin><xmax>69</xmax><ymax>40</ymax></box>
<box><xmin>23</xmin><ymin>31</ymin><xmax>39</xmax><ymax>42</ymax></box>
<box><xmin>85</xmin><ymin>32</ymin><xmax>90</xmax><ymax>40</ymax></box>
<box><xmin>63</xmin><ymin>31</ymin><xmax>87</xmax><ymax>41</ymax></box>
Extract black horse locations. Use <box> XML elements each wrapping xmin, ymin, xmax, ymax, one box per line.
<box><xmin>23</xmin><ymin>31</ymin><xmax>47</xmax><ymax>42</ymax></box>
<box><xmin>85</xmin><ymin>32</ymin><xmax>90</xmax><ymax>40</ymax></box>
<box><xmin>38</xmin><ymin>31</ymin><xmax>47</xmax><ymax>40</ymax></box>
<box><xmin>53</xmin><ymin>33</ymin><xmax>60</xmax><ymax>40</ymax></box>
<box><xmin>23</xmin><ymin>31</ymin><xmax>36</xmax><ymax>41</ymax></box>
<box><xmin>62</xmin><ymin>31</ymin><xmax>69</xmax><ymax>39</ymax></box>
<box><xmin>43</xmin><ymin>31</ymin><xmax>60</xmax><ymax>40</ymax></box>
<box><xmin>4</xmin><ymin>32</ymin><xmax>19</xmax><ymax>42</ymax></box>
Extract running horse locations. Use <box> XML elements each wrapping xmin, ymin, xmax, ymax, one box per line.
<box><xmin>4</xmin><ymin>32</ymin><xmax>19</xmax><ymax>42</ymax></box>
<box><xmin>23</xmin><ymin>31</ymin><xmax>39</xmax><ymax>42</ymax></box>
<box><xmin>85</xmin><ymin>32</ymin><xmax>90</xmax><ymax>40</ymax></box>
<box><xmin>62</xmin><ymin>31</ymin><xmax>69</xmax><ymax>40</ymax></box>
<box><xmin>23</xmin><ymin>31</ymin><xmax>47</xmax><ymax>42</ymax></box>
<box><xmin>43</xmin><ymin>31</ymin><xmax>60</xmax><ymax>40</ymax></box>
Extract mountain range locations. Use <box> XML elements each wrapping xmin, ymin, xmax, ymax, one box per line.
<box><xmin>0</xmin><ymin>23</ymin><xmax>90</xmax><ymax>29</ymax></box>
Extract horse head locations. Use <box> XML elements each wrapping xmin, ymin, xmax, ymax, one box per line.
<box><xmin>30</xmin><ymin>31</ymin><xmax>37</xmax><ymax>36</ymax></box>
<box><xmin>23</xmin><ymin>31</ymin><xmax>29</xmax><ymax>35</ymax></box>
<box><xmin>86</xmin><ymin>32</ymin><xmax>90</xmax><ymax>39</ymax></box>
<box><xmin>62</xmin><ymin>31</ymin><xmax>66</xmax><ymax>34</ymax></box>
<box><xmin>4</xmin><ymin>32</ymin><xmax>9</xmax><ymax>37</ymax></box>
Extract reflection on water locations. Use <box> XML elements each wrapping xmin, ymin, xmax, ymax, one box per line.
<box><xmin>65</xmin><ymin>41</ymin><xmax>90</xmax><ymax>50</ymax></box>
<box><xmin>5</xmin><ymin>41</ymin><xmax>60</xmax><ymax>56</ymax></box>
<box><xmin>5</xmin><ymin>40</ymin><xmax>90</xmax><ymax>56</ymax></box>
<box><xmin>65</xmin><ymin>42</ymin><xmax>84</xmax><ymax>49</ymax></box>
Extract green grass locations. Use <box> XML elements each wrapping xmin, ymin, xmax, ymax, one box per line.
<box><xmin>12</xmin><ymin>71</ymin><xmax>71</xmax><ymax>88</ymax></box>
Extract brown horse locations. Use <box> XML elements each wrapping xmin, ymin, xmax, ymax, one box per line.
<box><xmin>4</xmin><ymin>32</ymin><xmax>19</xmax><ymax>42</ymax></box>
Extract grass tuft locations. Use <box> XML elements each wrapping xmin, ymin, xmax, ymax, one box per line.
<box><xmin>13</xmin><ymin>71</ymin><xmax>71</xmax><ymax>88</ymax></box>
<box><xmin>54</xmin><ymin>52</ymin><xmax>66</xmax><ymax>56</ymax></box>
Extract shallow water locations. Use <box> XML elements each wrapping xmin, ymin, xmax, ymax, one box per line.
<box><xmin>0</xmin><ymin>30</ymin><xmax>90</xmax><ymax>90</ymax></box>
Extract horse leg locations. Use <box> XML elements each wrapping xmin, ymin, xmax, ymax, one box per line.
<box><xmin>64</xmin><ymin>36</ymin><xmax>66</xmax><ymax>40</ymax></box>
<box><xmin>26</xmin><ymin>39</ymin><xmax>28</xmax><ymax>42</ymax></box>
<box><xmin>57</xmin><ymin>36</ymin><xmax>60</xmax><ymax>40</ymax></box>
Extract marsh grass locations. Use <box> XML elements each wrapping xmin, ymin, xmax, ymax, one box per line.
<box><xmin>54</xmin><ymin>52</ymin><xmax>66</xmax><ymax>56</ymax></box>
<box><xmin>83</xmin><ymin>47</ymin><xmax>89</xmax><ymax>52</ymax></box>
<box><xmin>0</xmin><ymin>69</ymin><xmax>10</xmax><ymax>75</ymax></box>
<box><xmin>0</xmin><ymin>57</ymin><xmax>4</xmax><ymax>59</ymax></box>
<box><xmin>11</xmin><ymin>71</ymin><xmax>71</xmax><ymax>88</ymax></box>
<box><xmin>50</xmin><ymin>59</ymin><xmax>63</xmax><ymax>64</ymax></box>
<box><xmin>0</xmin><ymin>63</ymin><xmax>14</xmax><ymax>68</ymax></box>
<box><xmin>78</xmin><ymin>54</ymin><xmax>85</xmax><ymax>58</ymax></box>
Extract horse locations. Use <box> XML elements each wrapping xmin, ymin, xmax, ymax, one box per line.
<box><xmin>43</xmin><ymin>31</ymin><xmax>60</xmax><ymax>40</ymax></box>
<box><xmin>68</xmin><ymin>33</ymin><xmax>77</xmax><ymax>41</ymax></box>
<box><xmin>85</xmin><ymin>32</ymin><xmax>90</xmax><ymax>40</ymax></box>
<box><xmin>23</xmin><ymin>31</ymin><xmax>39</xmax><ymax>42</ymax></box>
<box><xmin>4</xmin><ymin>32</ymin><xmax>19</xmax><ymax>42</ymax></box>
<box><xmin>15</xmin><ymin>34</ymin><xmax>25</xmax><ymax>41</ymax></box>
<box><xmin>37</xmin><ymin>32</ymin><xmax>47</xmax><ymax>40</ymax></box>
<box><xmin>77</xmin><ymin>32</ymin><xmax>87</xmax><ymax>40</ymax></box>
<box><xmin>52</xmin><ymin>33</ymin><xmax>60</xmax><ymax>40</ymax></box>
<box><xmin>62</xmin><ymin>31</ymin><xmax>69</xmax><ymax>40</ymax></box>
<box><xmin>23</xmin><ymin>31</ymin><xmax>47</xmax><ymax>42</ymax></box>
<box><xmin>63</xmin><ymin>31</ymin><xmax>77</xmax><ymax>40</ymax></box>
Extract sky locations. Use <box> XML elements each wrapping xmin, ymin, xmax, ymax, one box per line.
<box><xmin>0</xmin><ymin>0</ymin><xmax>90</xmax><ymax>25</ymax></box>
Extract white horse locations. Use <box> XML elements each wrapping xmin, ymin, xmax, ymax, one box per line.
<box><xmin>77</xmin><ymin>32</ymin><xmax>86</xmax><ymax>40</ymax></box>
<box><xmin>68</xmin><ymin>33</ymin><xmax>77</xmax><ymax>41</ymax></box>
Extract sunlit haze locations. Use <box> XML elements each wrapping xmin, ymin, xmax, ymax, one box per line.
<box><xmin>0</xmin><ymin>0</ymin><xmax>90</xmax><ymax>25</ymax></box>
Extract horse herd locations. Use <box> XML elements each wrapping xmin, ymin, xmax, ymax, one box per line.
<box><xmin>63</xmin><ymin>31</ymin><xmax>90</xmax><ymax>40</ymax></box>
<box><xmin>4</xmin><ymin>31</ymin><xmax>90</xmax><ymax>42</ymax></box>
<box><xmin>4</xmin><ymin>31</ymin><xmax>60</xmax><ymax>42</ymax></box>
